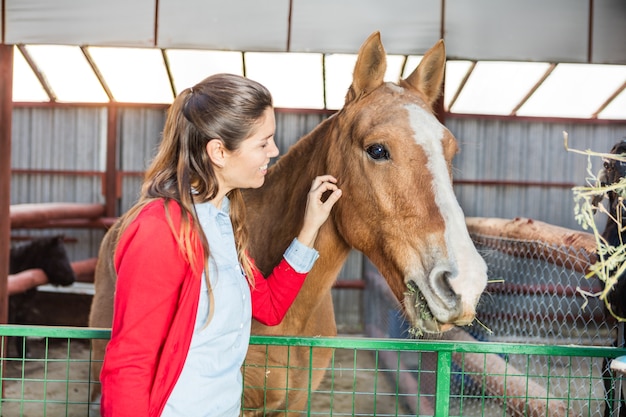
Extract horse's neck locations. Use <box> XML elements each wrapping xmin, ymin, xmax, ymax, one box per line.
<box><xmin>247</xmin><ymin>117</ymin><xmax>352</xmax><ymax>306</ymax></box>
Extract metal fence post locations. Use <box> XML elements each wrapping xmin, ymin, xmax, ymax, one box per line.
<box><xmin>434</xmin><ymin>350</ymin><xmax>452</xmax><ymax>417</ymax></box>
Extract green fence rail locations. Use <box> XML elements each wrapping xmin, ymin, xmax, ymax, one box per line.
<box><xmin>0</xmin><ymin>324</ymin><xmax>625</xmax><ymax>416</ymax></box>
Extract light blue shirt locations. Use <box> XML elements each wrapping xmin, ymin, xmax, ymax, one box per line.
<box><xmin>161</xmin><ymin>198</ymin><xmax>318</xmax><ymax>417</ymax></box>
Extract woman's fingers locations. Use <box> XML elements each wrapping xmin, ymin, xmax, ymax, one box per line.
<box><xmin>310</xmin><ymin>175</ymin><xmax>337</xmax><ymax>191</ymax></box>
<box><xmin>324</xmin><ymin>186</ymin><xmax>342</xmax><ymax>205</ymax></box>
<box><xmin>310</xmin><ymin>176</ymin><xmax>341</xmax><ymax>208</ymax></box>
<box><xmin>297</xmin><ymin>175</ymin><xmax>342</xmax><ymax>247</ymax></box>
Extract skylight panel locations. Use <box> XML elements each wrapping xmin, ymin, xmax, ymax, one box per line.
<box><xmin>385</xmin><ymin>55</ymin><xmax>406</xmax><ymax>83</ymax></box>
<box><xmin>598</xmin><ymin>87</ymin><xmax>626</xmax><ymax>120</ymax></box>
<box><xmin>324</xmin><ymin>54</ymin><xmax>356</xmax><ymax>110</ymax></box>
<box><xmin>165</xmin><ymin>49</ymin><xmax>243</xmax><ymax>94</ymax></box>
<box><xmin>443</xmin><ymin>60</ymin><xmax>472</xmax><ymax>111</ymax></box>
<box><xmin>87</xmin><ymin>47</ymin><xmax>173</xmax><ymax>103</ymax></box>
<box><xmin>13</xmin><ymin>46</ymin><xmax>48</xmax><ymax>102</ymax></box>
<box><xmin>450</xmin><ymin>61</ymin><xmax>551</xmax><ymax>116</ymax></box>
<box><xmin>245</xmin><ymin>52</ymin><xmax>324</xmax><ymax>109</ymax></box>
<box><xmin>25</xmin><ymin>45</ymin><xmax>108</xmax><ymax>103</ymax></box>
<box><xmin>401</xmin><ymin>56</ymin><xmax>423</xmax><ymax>78</ymax></box>
<box><xmin>517</xmin><ymin>63</ymin><xmax>626</xmax><ymax>118</ymax></box>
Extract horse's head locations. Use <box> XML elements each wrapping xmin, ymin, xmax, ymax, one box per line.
<box><xmin>600</xmin><ymin>140</ymin><xmax>626</xmax><ymax>202</ymax></box>
<box><xmin>46</xmin><ymin>236</ymin><xmax>76</xmax><ymax>286</ymax></box>
<box><xmin>20</xmin><ymin>235</ymin><xmax>76</xmax><ymax>287</ymax></box>
<box><xmin>328</xmin><ymin>32</ymin><xmax>488</xmax><ymax>335</ymax></box>
<box><xmin>595</xmin><ymin>140</ymin><xmax>626</xmax><ymax>242</ymax></box>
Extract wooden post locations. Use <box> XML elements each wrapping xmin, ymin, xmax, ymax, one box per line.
<box><xmin>104</xmin><ymin>105</ymin><xmax>119</xmax><ymax>218</ymax></box>
<box><xmin>0</xmin><ymin>44</ymin><xmax>14</xmax><ymax>325</ymax></box>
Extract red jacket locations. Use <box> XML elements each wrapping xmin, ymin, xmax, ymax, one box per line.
<box><xmin>100</xmin><ymin>200</ymin><xmax>307</xmax><ymax>417</ymax></box>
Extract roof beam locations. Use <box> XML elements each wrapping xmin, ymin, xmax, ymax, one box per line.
<box><xmin>80</xmin><ymin>46</ymin><xmax>115</xmax><ymax>102</ymax></box>
<box><xmin>510</xmin><ymin>63</ymin><xmax>556</xmax><ymax>117</ymax></box>
<box><xmin>592</xmin><ymin>80</ymin><xmax>626</xmax><ymax>119</ymax></box>
<box><xmin>17</xmin><ymin>45</ymin><xmax>55</xmax><ymax>102</ymax></box>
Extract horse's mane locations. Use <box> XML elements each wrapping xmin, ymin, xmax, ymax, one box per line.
<box><xmin>242</xmin><ymin>114</ymin><xmax>340</xmax><ymax>273</ymax></box>
<box><xmin>10</xmin><ymin>236</ymin><xmax>60</xmax><ymax>263</ymax></box>
<box><xmin>273</xmin><ymin>116</ymin><xmax>335</xmax><ymax>173</ymax></box>
<box><xmin>9</xmin><ymin>235</ymin><xmax>75</xmax><ymax>286</ymax></box>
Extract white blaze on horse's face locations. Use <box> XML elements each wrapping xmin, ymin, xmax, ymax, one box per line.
<box><xmin>402</xmin><ymin>104</ymin><xmax>488</xmax><ymax>333</ymax></box>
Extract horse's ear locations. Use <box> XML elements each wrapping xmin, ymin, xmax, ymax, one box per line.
<box><xmin>402</xmin><ymin>39</ymin><xmax>446</xmax><ymax>107</ymax></box>
<box><xmin>345</xmin><ymin>31</ymin><xmax>387</xmax><ymax>104</ymax></box>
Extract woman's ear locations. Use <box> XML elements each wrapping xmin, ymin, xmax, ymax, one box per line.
<box><xmin>206</xmin><ymin>140</ymin><xmax>226</xmax><ymax>168</ymax></box>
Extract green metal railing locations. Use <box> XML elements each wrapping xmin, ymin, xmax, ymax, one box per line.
<box><xmin>0</xmin><ymin>324</ymin><xmax>625</xmax><ymax>416</ymax></box>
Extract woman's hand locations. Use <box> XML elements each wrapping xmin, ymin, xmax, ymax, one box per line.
<box><xmin>297</xmin><ymin>175</ymin><xmax>342</xmax><ymax>247</ymax></box>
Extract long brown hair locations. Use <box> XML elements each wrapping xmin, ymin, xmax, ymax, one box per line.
<box><xmin>119</xmin><ymin>73</ymin><xmax>273</xmax><ymax>322</ymax></box>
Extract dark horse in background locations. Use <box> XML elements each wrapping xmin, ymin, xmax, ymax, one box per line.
<box><xmin>9</xmin><ymin>235</ymin><xmax>76</xmax><ymax>356</ymax></box>
<box><xmin>594</xmin><ymin>139</ymin><xmax>626</xmax><ymax>417</ymax></box>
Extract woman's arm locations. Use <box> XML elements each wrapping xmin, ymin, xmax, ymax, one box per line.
<box><xmin>250</xmin><ymin>245</ymin><xmax>310</xmax><ymax>326</ymax></box>
<box><xmin>251</xmin><ymin>175</ymin><xmax>342</xmax><ymax>325</ymax></box>
<box><xmin>100</xmin><ymin>211</ymin><xmax>190</xmax><ymax>417</ymax></box>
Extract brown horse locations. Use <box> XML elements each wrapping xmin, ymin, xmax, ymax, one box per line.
<box><xmin>88</xmin><ymin>32</ymin><xmax>488</xmax><ymax>415</ymax></box>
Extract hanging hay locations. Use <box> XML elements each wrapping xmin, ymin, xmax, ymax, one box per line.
<box><xmin>566</xmin><ymin>131</ymin><xmax>626</xmax><ymax>322</ymax></box>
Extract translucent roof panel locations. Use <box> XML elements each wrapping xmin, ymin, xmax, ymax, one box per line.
<box><xmin>87</xmin><ymin>46</ymin><xmax>173</xmax><ymax>104</ymax></box>
<box><xmin>25</xmin><ymin>45</ymin><xmax>109</xmax><ymax>103</ymax></box>
<box><xmin>13</xmin><ymin>46</ymin><xmax>49</xmax><ymax>102</ymax></box>
<box><xmin>401</xmin><ymin>56</ymin><xmax>423</xmax><ymax>79</ymax></box>
<box><xmin>245</xmin><ymin>52</ymin><xmax>324</xmax><ymax>109</ymax></box>
<box><xmin>324</xmin><ymin>54</ymin><xmax>357</xmax><ymax>110</ymax></box>
<box><xmin>598</xmin><ymin>87</ymin><xmax>626</xmax><ymax>120</ymax></box>
<box><xmin>165</xmin><ymin>50</ymin><xmax>243</xmax><ymax>95</ymax></box>
<box><xmin>385</xmin><ymin>55</ymin><xmax>406</xmax><ymax>83</ymax></box>
<box><xmin>7</xmin><ymin>44</ymin><xmax>626</xmax><ymax>120</ymax></box>
<box><xmin>517</xmin><ymin>63</ymin><xmax>626</xmax><ymax>118</ymax></box>
<box><xmin>443</xmin><ymin>60</ymin><xmax>472</xmax><ymax>111</ymax></box>
<box><xmin>451</xmin><ymin>61</ymin><xmax>552</xmax><ymax>116</ymax></box>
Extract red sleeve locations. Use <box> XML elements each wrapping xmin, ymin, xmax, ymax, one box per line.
<box><xmin>249</xmin><ymin>258</ymin><xmax>307</xmax><ymax>326</ymax></box>
<box><xmin>100</xmin><ymin>209</ymin><xmax>190</xmax><ymax>417</ymax></box>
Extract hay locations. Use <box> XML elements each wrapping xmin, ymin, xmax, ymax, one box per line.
<box><xmin>566</xmin><ymin>131</ymin><xmax>626</xmax><ymax>321</ymax></box>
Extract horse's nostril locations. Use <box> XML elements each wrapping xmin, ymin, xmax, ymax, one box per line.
<box><xmin>429</xmin><ymin>266</ymin><xmax>459</xmax><ymax>309</ymax></box>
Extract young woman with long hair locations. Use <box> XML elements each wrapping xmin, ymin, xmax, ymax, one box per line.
<box><xmin>99</xmin><ymin>73</ymin><xmax>342</xmax><ymax>417</ymax></box>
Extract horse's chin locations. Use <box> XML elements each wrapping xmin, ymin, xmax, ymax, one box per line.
<box><xmin>406</xmin><ymin>312</ymin><xmax>456</xmax><ymax>338</ymax></box>
<box><xmin>403</xmin><ymin>282</ymin><xmax>457</xmax><ymax>338</ymax></box>
<box><xmin>403</xmin><ymin>290</ymin><xmax>438</xmax><ymax>337</ymax></box>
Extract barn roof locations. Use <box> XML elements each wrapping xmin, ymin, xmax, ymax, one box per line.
<box><xmin>3</xmin><ymin>0</ymin><xmax>626</xmax><ymax>119</ymax></box>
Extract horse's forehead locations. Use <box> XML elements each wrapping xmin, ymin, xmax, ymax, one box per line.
<box><xmin>380</xmin><ymin>84</ymin><xmax>445</xmax><ymax>137</ymax></box>
<box><xmin>403</xmin><ymin>103</ymin><xmax>445</xmax><ymax>144</ymax></box>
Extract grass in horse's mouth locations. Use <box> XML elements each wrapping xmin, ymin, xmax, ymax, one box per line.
<box><xmin>405</xmin><ymin>281</ymin><xmax>434</xmax><ymax>338</ymax></box>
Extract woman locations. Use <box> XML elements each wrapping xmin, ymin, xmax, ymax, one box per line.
<box><xmin>99</xmin><ymin>74</ymin><xmax>342</xmax><ymax>417</ymax></box>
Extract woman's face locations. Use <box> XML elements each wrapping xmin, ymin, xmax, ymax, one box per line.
<box><xmin>220</xmin><ymin>107</ymin><xmax>279</xmax><ymax>191</ymax></box>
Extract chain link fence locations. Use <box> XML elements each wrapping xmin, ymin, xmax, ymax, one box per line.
<box><xmin>471</xmin><ymin>234</ymin><xmax>616</xmax><ymax>346</ymax></box>
<box><xmin>364</xmin><ymin>224</ymin><xmax>623</xmax><ymax>416</ymax></box>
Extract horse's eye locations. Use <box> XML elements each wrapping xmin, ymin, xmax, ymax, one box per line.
<box><xmin>366</xmin><ymin>143</ymin><xmax>390</xmax><ymax>161</ymax></box>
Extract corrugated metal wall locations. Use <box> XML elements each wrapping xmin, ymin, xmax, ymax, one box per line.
<box><xmin>118</xmin><ymin>108</ymin><xmax>168</xmax><ymax>211</ymax></box>
<box><xmin>9</xmin><ymin>106</ymin><xmax>626</xmax><ymax>330</ymax></box>
<box><xmin>449</xmin><ymin>118</ymin><xmax>626</xmax><ymax>231</ymax></box>
<box><xmin>10</xmin><ymin>107</ymin><xmax>108</xmax><ymax>261</ymax></box>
